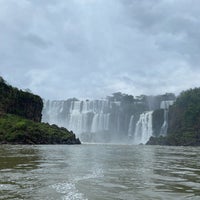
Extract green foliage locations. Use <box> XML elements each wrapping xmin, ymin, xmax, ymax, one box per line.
<box><xmin>0</xmin><ymin>79</ymin><xmax>43</xmax><ymax>122</ymax></box>
<box><xmin>171</xmin><ymin>88</ymin><xmax>200</xmax><ymax>131</ymax></box>
<box><xmin>15</xmin><ymin>121</ymin><xmax>27</xmax><ymax>130</ymax></box>
<box><xmin>0</xmin><ymin>114</ymin><xmax>80</xmax><ymax>144</ymax></box>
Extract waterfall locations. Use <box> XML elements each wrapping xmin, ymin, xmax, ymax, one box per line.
<box><xmin>42</xmin><ymin>100</ymin><xmax>154</xmax><ymax>143</ymax></box>
<box><xmin>91</xmin><ymin>113</ymin><xmax>110</xmax><ymax>133</ymax></box>
<box><xmin>160</xmin><ymin>100</ymin><xmax>174</xmax><ymax>110</ymax></box>
<box><xmin>67</xmin><ymin>101</ymin><xmax>93</xmax><ymax>134</ymax></box>
<box><xmin>42</xmin><ymin>95</ymin><xmax>175</xmax><ymax>143</ymax></box>
<box><xmin>160</xmin><ymin>100</ymin><xmax>174</xmax><ymax>136</ymax></box>
<box><xmin>42</xmin><ymin>100</ymin><xmax>66</xmax><ymax>127</ymax></box>
<box><xmin>134</xmin><ymin>111</ymin><xmax>153</xmax><ymax>144</ymax></box>
<box><xmin>42</xmin><ymin>99</ymin><xmax>113</xmax><ymax>136</ymax></box>
<box><xmin>128</xmin><ymin>115</ymin><xmax>134</xmax><ymax>137</ymax></box>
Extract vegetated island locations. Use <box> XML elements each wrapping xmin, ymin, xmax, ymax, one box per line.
<box><xmin>147</xmin><ymin>88</ymin><xmax>200</xmax><ymax>146</ymax></box>
<box><xmin>0</xmin><ymin>77</ymin><xmax>81</xmax><ymax>145</ymax></box>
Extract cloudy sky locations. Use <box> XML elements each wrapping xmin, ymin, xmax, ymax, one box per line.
<box><xmin>1</xmin><ymin>0</ymin><xmax>200</xmax><ymax>100</ymax></box>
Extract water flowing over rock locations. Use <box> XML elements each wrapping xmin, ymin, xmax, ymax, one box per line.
<box><xmin>43</xmin><ymin>99</ymin><xmax>112</xmax><ymax>134</ymax></box>
<box><xmin>128</xmin><ymin>115</ymin><xmax>134</xmax><ymax>137</ymax></box>
<box><xmin>42</xmin><ymin>99</ymin><xmax>121</xmax><ymax>141</ymax></box>
<box><xmin>42</xmin><ymin>93</ymin><xmax>176</xmax><ymax>143</ymax></box>
<box><xmin>134</xmin><ymin>111</ymin><xmax>153</xmax><ymax>144</ymax></box>
<box><xmin>160</xmin><ymin>100</ymin><xmax>174</xmax><ymax>136</ymax></box>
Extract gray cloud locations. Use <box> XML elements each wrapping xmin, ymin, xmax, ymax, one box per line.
<box><xmin>1</xmin><ymin>0</ymin><xmax>200</xmax><ymax>99</ymax></box>
<box><xmin>22</xmin><ymin>33</ymin><xmax>51</xmax><ymax>48</ymax></box>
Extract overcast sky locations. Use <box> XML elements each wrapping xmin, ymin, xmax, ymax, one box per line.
<box><xmin>1</xmin><ymin>0</ymin><xmax>200</xmax><ymax>100</ymax></box>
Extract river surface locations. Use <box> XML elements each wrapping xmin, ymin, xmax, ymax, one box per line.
<box><xmin>0</xmin><ymin>144</ymin><xmax>200</xmax><ymax>200</ymax></box>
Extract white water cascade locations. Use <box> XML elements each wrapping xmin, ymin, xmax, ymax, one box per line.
<box><xmin>91</xmin><ymin>113</ymin><xmax>110</xmax><ymax>133</ymax></box>
<box><xmin>160</xmin><ymin>100</ymin><xmax>174</xmax><ymax>136</ymax></box>
<box><xmin>128</xmin><ymin>115</ymin><xmax>134</xmax><ymax>137</ymax></box>
<box><xmin>42</xmin><ymin>95</ymin><xmax>175</xmax><ymax>143</ymax></box>
<box><xmin>134</xmin><ymin>111</ymin><xmax>153</xmax><ymax>144</ymax></box>
<box><xmin>42</xmin><ymin>100</ymin><xmax>65</xmax><ymax>126</ymax></box>
<box><xmin>42</xmin><ymin>99</ymin><xmax>116</xmax><ymax>136</ymax></box>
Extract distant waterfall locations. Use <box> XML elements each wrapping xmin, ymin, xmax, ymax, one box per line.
<box><xmin>68</xmin><ymin>101</ymin><xmax>93</xmax><ymax>134</ymax></box>
<box><xmin>160</xmin><ymin>100</ymin><xmax>174</xmax><ymax>135</ymax></box>
<box><xmin>42</xmin><ymin>94</ymin><xmax>175</xmax><ymax>143</ymax></box>
<box><xmin>42</xmin><ymin>100</ymin><xmax>66</xmax><ymax>126</ymax></box>
<box><xmin>42</xmin><ymin>99</ymin><xmax>118</xmax><ymax>136</ymax></box>
<box><xmin>134</xmin><ymin>111</ymin><xmax>153</xmax><ymax>144</ymax></box>
<box><xmin>91</xmin><ymin>113</ymin><xmax>110</xmax><ymax>133</ymax></box>
<box><xmin>128</xmin><ymin>115</ymin><xmax>134</xmax><ymax>137</ymax></box>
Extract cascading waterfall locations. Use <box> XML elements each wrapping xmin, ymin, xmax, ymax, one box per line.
<box><xmin>128</xmin><ymin>115</ymin><xmax>134</xmax><ymax>137</ymax></box>
<box><xmin>43</xmin><ymin>101</ymin><xmax>155</xmax><ymax>143</ymax></box>
<box><xmin>42</xmin><ymin>100</ymin><xmax>66</xmax><ymax>127</ymax></box>
<box><xmin>160</xmin><ymin>100</ymin><xmax>174</xmax><ymax>135</ymax></box>
<box><xmin>42</xmin><ymin>99</ymin><xmax>116</xmax><ymax>136</ymax></box>
<box><xmin>91</xmin><ymin>113</ymin><xmax>110</xmax><ymax>133</ymax></box>
<box><xmin>68</xmin><ymin>101</ymin><xmax>93</xmax><ymax>134</ymax></box>
<box><xmin>42</xmin><ymin>94</ymin><xmax>175</xmax><ymax>143</ymax></box>
<box><xmin>70</xmin><ymin>100</ymin><xmax>110</xmax><ymax>134</ymax></box>
<box><xmin>134</xmin><ymin>111</ymin><xmax>153</xmax><ymax>144</ymax></box>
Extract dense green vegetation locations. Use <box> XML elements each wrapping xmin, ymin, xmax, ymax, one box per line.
<box><xmin>0</xmin><ymin>114</ymin><xmax>80</xmax><ymax>144</ymax></box>
<box><xmin>0</xmin><ymin>77</ymin><xmax>80</xmax><ymax>144</ymax></box>
<box><xmin>0</xmin><ymin>77</ymin><xmax>43</xmax><ymax>122</ymax></box>
<box><xmin>152</xmin><ymin>109</ymin><xmax>164</xmax><ymax>137</ymax></box>
<box><xmin>148</xmin><ymin>88</ymin><xmax>200</xmax><ymax>146</ymax></box>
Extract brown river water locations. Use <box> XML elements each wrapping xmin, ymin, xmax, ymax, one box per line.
<box><xmin>0</xmin><ymin>144</ymin><xmax>200</xmax><ymax>200</ymax></box>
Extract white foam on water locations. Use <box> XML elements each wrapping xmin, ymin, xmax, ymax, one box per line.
<box><xmin>52</xmin><ymin>183</ymin><xmax>88</xmax><ymax>200</ymax></box>
<box><xmin>52</xmin><ymin>167</ymin><xmax>103</xmax><ymax>200</ymax></box>
<box><xmin>0</xmin><ymin>184</ymin><xmax>18</xmax><ymax>190</ymax></box>
<box><xmin>76</xmin><ymin>168</ymin><xmax>104</xmax><ymax>182</ymax></box>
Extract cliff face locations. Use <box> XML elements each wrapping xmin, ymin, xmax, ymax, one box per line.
<box><xmin>0</xmin><ymin>79</ymin><xmax>43</xmax><ymax>122</ymax></box>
